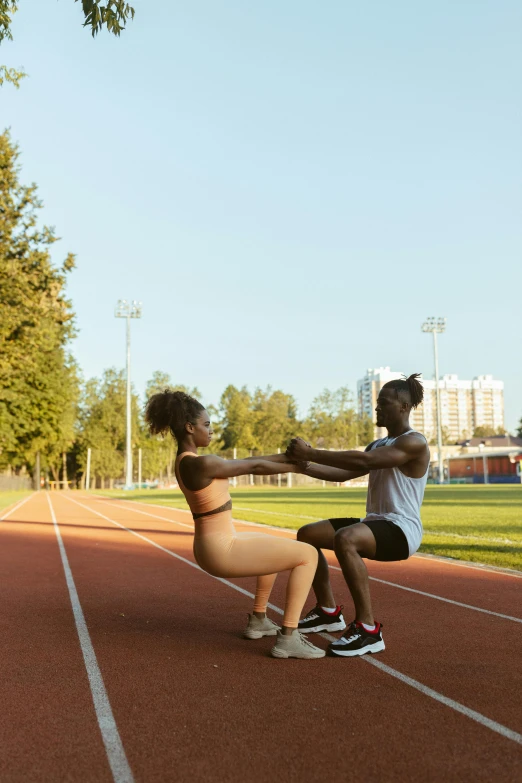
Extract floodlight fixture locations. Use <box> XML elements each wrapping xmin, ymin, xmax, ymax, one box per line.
<box><xmin>115</xmin><ymin>299</ymin><xmax>142</xmax><ymax>319</ymax></box>
<box><xmin>421</xmin><ymin>317</ymin><xmax>446</xmax><ymax>334</ymax></box>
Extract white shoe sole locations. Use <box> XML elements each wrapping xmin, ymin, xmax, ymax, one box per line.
<box><xmin>243</xmin><ymin>629</ymin><xmax>279</xmax><ymax>639</ymax></box>
<box><xmin>298</xmin><ymin>621</ymin><xmax>346</xmax><ymax>634</ymax></box>
<box><xmin>270</xmin><ymin>647</ymin><xmax>326</xmax><ymax>659</ymax></box>
<box><xmin>329</xmin><ymin>639</ymin><xmax>385</xmax><ymax>657</ymax></box>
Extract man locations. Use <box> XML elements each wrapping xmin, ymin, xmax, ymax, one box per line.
<box><xmin>286</xmin><ymin>373</ymin><xmax>430</xmax><ymax>658</ymax></box>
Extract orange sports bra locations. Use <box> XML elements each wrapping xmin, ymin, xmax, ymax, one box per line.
<box><xmin>175</xmin><ymin>452</ymin><xmax>232</xmax><ymax>519</ymax></box>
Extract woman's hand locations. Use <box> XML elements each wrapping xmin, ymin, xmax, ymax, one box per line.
<box><xmin>286</xmin><ymin>437</ymin><xmax>313</xmax><ymax>462</ymax></box>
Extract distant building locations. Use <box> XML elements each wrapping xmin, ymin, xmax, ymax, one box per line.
<box><xmin>447</xmin><ymin>451</ymin><xmax>522</xmax><ymax>484</ymax></box>
<box><xmin>357</xmin><ymin>368</ymin><xmax>504</xmax><ymax>442</ymax></box>
<box><xmin>457</xmin><ymin>434</ymin><xmax>522</xmax><ymax>451</ymax></box>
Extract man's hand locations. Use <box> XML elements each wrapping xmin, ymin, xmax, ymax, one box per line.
<box><xmin>286</xmin><ymin>437</ymin><xmax>313</xmax><ymax>461</ymax></box>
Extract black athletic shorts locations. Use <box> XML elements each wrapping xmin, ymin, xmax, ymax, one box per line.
<box><xmin>329</xmin><ymin>517</ymin><xmax>409</xmax><ymax>562</ymax></box>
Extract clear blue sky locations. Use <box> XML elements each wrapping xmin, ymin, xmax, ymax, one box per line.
<box><xmin>3</xmin><ymin>1</ymin><xmax>521</xmax><ymax>429</ymax></box>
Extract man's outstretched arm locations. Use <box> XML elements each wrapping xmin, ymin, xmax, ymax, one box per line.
<box><xmin>287</xmin><ymin>434</ymin><xmax>426</xmax><ymax>471</ymax></box>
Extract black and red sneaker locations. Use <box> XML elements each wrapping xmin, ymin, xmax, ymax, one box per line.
<box><xmin>298</xmin><ymin>605</ymin><xmax>346</xmax><ymax>634</ymax></box>
<box><xmin>328</xmin><ymin>621</ymin><xmax>385</xmax><ymax>657</ymax></box>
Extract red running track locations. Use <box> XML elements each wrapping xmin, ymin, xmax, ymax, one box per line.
<box><xmin>0</xmin><ymin>492</ymin><xmax>521</xmax><ymax>783</ymax></box>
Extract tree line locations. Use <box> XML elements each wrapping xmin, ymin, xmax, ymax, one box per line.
<box><xmin>74</xmin><ymin>372</ymin><xmax>374</xmax><ymax>487</ymax></box>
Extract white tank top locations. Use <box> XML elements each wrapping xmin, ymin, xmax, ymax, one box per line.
<box><xmin>363</xmin><ymin>430</ymin><xmax>429</xmax><ymax>556</ymax></box>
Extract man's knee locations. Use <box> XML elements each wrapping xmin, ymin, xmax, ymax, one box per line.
<box><xmin>334</xmin><ymin>527</ymin><xmax>359</xmax><ymax>555</ymax></box>
<box><xmin>297</xmin><ymin>523</ymin><xmax>315</xmax><ymax>544</ymax></box>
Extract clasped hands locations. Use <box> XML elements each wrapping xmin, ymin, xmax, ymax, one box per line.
<box><xmin>285</xmin><ymin>437</ymin><xmax>313</xmax><ymax>470</ymax></box>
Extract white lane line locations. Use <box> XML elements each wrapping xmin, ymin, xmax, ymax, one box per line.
<box><xmin>65</xmin><ymin>498</ymin><xmax>281</xmax><ymax>612</ymax></box>
<box><xmin>235</xmin><ymin>520</ymin><xmax>522</xmax><ymax>578</ymax></box>
<box><xmin>92</xmin><ymin>498</ymin><xmax>194</xmax><ymax>529</ymax></box>
<box><xmin>332</xmin><ymin>559</ymin><xmax>522</xmax><ymax>622</ymax></box>
<box><xmin>317</xmin><ymin>631</ymin><xmax>522</xmax><ymax>746</ymax></box>
<box><xmin>412</xmin><ymin>552</ymin><xmax>522</xmax><ymax>578</ymax></box>
<box><xmin>64</xmin><ymin>494</ymin><xmax>522</xmax><ymax>747</ymax></box>
<box><xmin>93</xmin><ymin>496</ymin><xmax>522</xmax><ymax>579</ymax></box>
<box><xmin>91</xmin><ymin>496</ymin><xmax>192</xmax><ymax>515</ymax></box>
<box><xmin>46</xmin><ymin>494</ymin><xmax>134</xmax><ymax>783</ymax></box>
<box><xmin>91</xmin><ymin>497</ymin><xmax>522</xmax><ymax>624</ymax></box>
<box><xmin>0</xmin><ymin>493</ymin><xmax>34</xmax><ymax>520</ymax></box>
<box><xmin>423</xmin><ymin>530</ymin><xmax>520</xmax><ymax>546</ymax></box>
<box><xmin>341</xmin><ymin>573</ymin><xmax>522</xmax><ymax>624</ymax></box>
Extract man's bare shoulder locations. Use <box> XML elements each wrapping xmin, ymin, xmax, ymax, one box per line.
<box><xmin>395</xmin><ymin>431</ymin><xmax>429</xmax><ymax>455</ymax></box>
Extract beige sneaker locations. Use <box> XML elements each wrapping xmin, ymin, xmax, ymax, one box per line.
<box><xmin>243</xmin><ymin>613</ymin><xmax>281</xmax><ymax>639</ymax></box>
<box><xmin>270</xmin><ymin>630</ymin><xmax>326</xmax><ymax>659</ymax></box>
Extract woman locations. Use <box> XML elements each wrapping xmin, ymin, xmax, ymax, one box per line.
<box><xmin>145</xmin><ymin>389</ymin><xmax>324</xmax><ymax>660</ymax></box>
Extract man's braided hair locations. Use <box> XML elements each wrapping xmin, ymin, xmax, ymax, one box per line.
<box><xmin>382</xmin><ymin>373</ymin><xmax>424</xmax><ymax>409</ymax></box>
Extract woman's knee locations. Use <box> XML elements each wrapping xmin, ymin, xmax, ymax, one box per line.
<box><xmin>297</xmin><ymin>540</ymin><xmax>318</xmax><ymax>568</ymax></box>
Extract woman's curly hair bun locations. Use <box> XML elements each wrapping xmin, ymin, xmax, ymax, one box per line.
<box><xmin>144</xmin><ymin>389</ymin><xmax>205</xmax><ymax>441</ymax></box>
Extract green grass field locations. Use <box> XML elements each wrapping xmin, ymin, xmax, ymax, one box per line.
<box><xmin>0</xmin><ymin>490</ymin><xmax>32</xmax><ymax>515</ymax></box>
<box><xmin>93</xmin><ymin>485</ymin><xmax>522</xmax><ymax>571</ymax></box>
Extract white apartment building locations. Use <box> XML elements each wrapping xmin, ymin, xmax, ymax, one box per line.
<box><xmin>357</xmin><ymin>367</ymin><xmax>504</xmax><ymax>442</ymax></box>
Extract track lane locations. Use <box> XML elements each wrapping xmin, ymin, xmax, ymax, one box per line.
<box><xmin>68</xmin><ymin>495</ymin><xmax>522</xmax><ymax>736</ymax></box>
<box><xmin>0</xmin><ymin>492</ymin><xmax>34</xmax><ymax>520</ymax></box>
<box><xmin>46</xmin><ymin>494</ymin><xmax>134</xmax><ymax>783</ymax></box>
<box><xmin>93</xmin><ymin>496</ymin><xmax>522</xmax><ymax>621</ymax></box>
<box><xmin>52</xmin><ymin>493</ymin><xmax>521</xmax><ymax>782</ymax></box>
<box><xmin>0</xmin><ymin>493</ymin><xmax>116</xmax><ymax>782</ymax></box>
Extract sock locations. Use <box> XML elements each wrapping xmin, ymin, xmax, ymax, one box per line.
<box><xmin>321</xmin><ymin>606</ymin><xmax>338</xmax><ymax>614</ymax></box>
<box><xmin>360</xmin><ymin>622</ymin><xmax>376</xmax><ymax>632</ymax></box>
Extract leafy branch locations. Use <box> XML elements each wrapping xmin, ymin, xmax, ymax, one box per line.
<box><xmin>0</xmin><ymin>1</ymin><xmax>135</xmax><ymax>43</ymax></box>
<box><xmin>76</xmin><ymin>1</ymin><xmax>135</xmax><ymax>37</ymax></box>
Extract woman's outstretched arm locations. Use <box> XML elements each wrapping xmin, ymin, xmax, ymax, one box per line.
<box><xmin>196</xmin><ymin>455</ymin><xmax>301</xmax><ymax>480</ymax></box>
<box><xmin>240</xmin><ymin>453</ymin><xmax>291</xmax><ymax>464</ymax></box>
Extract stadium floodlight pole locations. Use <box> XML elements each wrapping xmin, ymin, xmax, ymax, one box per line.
<box><xmin>115</xmin><ymin>299</ymin><xmax>142</xmax><ymax>489</ymax></box>
<box><xmin>85</xmin><ymin>447</ymin><xmax>91</xmax><ymax>491</ymax></box>
<box><xmin>421</xmin><ymin>317</ymin><xmax>446</xmax><ymax>484</ymax></box>
<box><xmin>232</xmin><ymin>447</ymin><xmax>237</xmax><ymax>488</ymax></box>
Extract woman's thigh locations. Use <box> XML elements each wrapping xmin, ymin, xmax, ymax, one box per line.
<box><xmin>198</xmin><ymin>531</ymin><xmax>317</xmax><ymax>579</ymax></box>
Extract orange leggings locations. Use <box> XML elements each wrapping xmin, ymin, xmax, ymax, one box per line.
<box><xmin>193</xmin><ymin>512</ymin><xmax>318</xmax><ymax>628</ymax></box>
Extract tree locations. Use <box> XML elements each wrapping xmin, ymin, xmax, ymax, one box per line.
<box><xmin>218</xmin><ymin>385</ymin><xmax>258</xmax><ymax>454</ymax></box>
<box><xmin>39</xmin><ymin>354</ymin><xmax>81</xmax><ymax>486</ymax></box>
<box><xmin>0</xmin><ymin>1</ymin><xmax>135</xmax><ymax>42</ymax></box>
<box><xmin>0</xmin><ymin>65</ymin><xmax>26</xmax><ymax>88</ymax></box>
<box><xmin>77</xmin><ymin>368</ymin><xmax>141</xmax><ymax>485</ymax></box>
<box><xmin>304</xmin><ymin>387</ymin><xmax>372</xmax><ymax>450</ymax></box>
<box><xmin>252</xmin><ymin>387</ymin><xmax>299</xmax><ymax>454</ymax></box>
<box><xmin>429</xmin><ymin>426</ymin><xmax>453</xmax><ymax>446</ymax></box>
<box><xmin>517</xmin><ymin>418</ymin><xmax>522</xmax><ymax>439</ymax></box>
<box><xmin>473</xmin><ymin>425</ymin><xmax>507</xmax><ymax>438</ymax></box>
<box><xmin>144</xmin><ymin>371</ymin><xmax>201</xmax><ymax>402</ymax></box>
<box><xmin>0</xmin><ymin>130</ymin><xmax>78</xmax><ymax>473</ymax></box>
